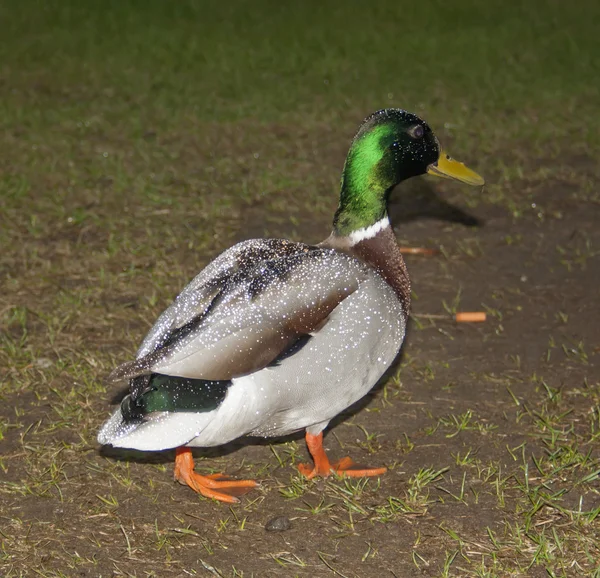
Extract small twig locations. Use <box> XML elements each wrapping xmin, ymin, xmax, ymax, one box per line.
<box><xmin>412</xmin><ymin>312</ymin><xmax>487</xmax><ymax>323</ymax></box>
<box><xmin>317</xmin><ymin>552</ymin><xmax>350</xmax><ymax>578</ymax></box>
<box><xmin>398</xmin><ymin>246</ymin><xmax>439</xmax><ymax>255</ymax></box>
<box><xmin>119</xmin><ymin>524</ymin><xmax>132</xmax><ymax>557</ymax></box>
<box><xmin>455</xmin><ymin>311</ymin><xmax>487</xmax><ymax>323</ymax></box>
<box><xmin>199</xmin><ymin>559</ymin><xmax>225</xmax><ymax>577</ymax></box>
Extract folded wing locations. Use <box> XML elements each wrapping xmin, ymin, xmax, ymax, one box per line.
<box><xmin>107</xmin><ymin>239</ymin><xmax>369</xmax><ymax>388</ymax></box>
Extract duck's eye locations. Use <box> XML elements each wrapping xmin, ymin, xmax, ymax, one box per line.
<box><xmin>408</xmin><ymin>125</ymin><xmax>424</xmax><ymax>139</ymax></box>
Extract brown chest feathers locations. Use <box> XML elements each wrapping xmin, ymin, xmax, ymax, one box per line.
<box><xmin>322</xmin><ymin>225</ymin><xmax>411</xmax><ymax>316</ymax></box>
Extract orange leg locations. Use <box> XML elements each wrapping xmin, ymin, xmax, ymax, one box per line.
<box><xmin>174</xmin><ymin>447</ymin><xmax>258</xmax><ymax>503</ymax></box>
<box><xmin>297</xmin><ymin>432</ymin><xmax>387</xmax><ymax>479</ymax></box>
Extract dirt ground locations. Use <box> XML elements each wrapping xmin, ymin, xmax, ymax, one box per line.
<box><xmin>2</xmin><ymin>1</ymin><xmax>599</xmax><ymax>574</ymax></box>
<box><xmin>1</xmin><ymin>124</ymin><xmax>599</xmax><ymax>577</ymax></box>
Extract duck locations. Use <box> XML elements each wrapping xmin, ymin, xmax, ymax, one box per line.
<box><xmin>98</xmin><ymin>108</ymin><xmax>484</xmax><ymax>503</ymax></box>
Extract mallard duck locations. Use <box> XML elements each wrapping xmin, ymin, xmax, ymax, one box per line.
<box><xmin>98</xmin><ymin>109</ymin><xmax>484</xmax><ymax>503</ymax></box>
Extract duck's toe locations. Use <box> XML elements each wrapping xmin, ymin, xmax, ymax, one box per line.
<box><xmin>331</xmin><ymin>456</ymin><xmax>387</xmax><ymax>477</ymax></box>
<box><xmin>298</xmin><ymin>431</ymin><xmax>386</xmax><ymax>479</ymax></box>
<box><xmin>297</xmin><ymin>462</ymin><xmax>324</xmax><ymax>479</ymax></box>
<box><xmin>174</xmin><ymin>447</ymin><xmax>258</xmax><ymax>503</ymax></box>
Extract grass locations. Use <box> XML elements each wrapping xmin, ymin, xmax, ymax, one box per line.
<box><xmin>1</xmin><ymin>0</ymin><xmax>600</xmax><ymax>576</ymax></box>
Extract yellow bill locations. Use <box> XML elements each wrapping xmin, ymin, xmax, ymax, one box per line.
<box><xmin>427</xmin><ymin>150</ymin><xmax>485</xmax><ymax>186</ymax></box>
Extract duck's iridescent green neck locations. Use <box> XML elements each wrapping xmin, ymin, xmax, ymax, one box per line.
<box><xmin>332</xmin><ymin>125</ymin><xmax>394</xmax><ymax>237</ymax></box>
<box><xmin>331</xmin><ymin>107</ymin><xmax>485</xmax><ymax>241</ymax></box>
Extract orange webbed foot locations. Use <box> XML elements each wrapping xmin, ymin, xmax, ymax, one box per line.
<box><xmin>297</xmin><ymin>432</ymin><xmax>386</xmax><ymax>480</ymax></box>
<box><xmin>331</xmin><ymin>456</ymin><xmax>387</xmax><ymax>477</ymax></box>
<box><xmin>297</xmin><ymin>461</ymin><xmax>325</xmax><ymax>479</ymax></box>
<box><xmin>174</xmin><ymin>447</ymin><xmax>258</xmax><ymax>503</ymax></box>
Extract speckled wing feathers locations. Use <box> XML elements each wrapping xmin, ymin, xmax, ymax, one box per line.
<box><xmin>107</xmin><ymin>239</ymin><xmax>368</xmax><ymax>386</ymax></box>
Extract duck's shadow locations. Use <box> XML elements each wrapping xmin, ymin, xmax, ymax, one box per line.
<box><xmin>100</xmin><ymin>182</ymin><xmax>482</xmax><ymax>467</ymax></box>
<box><xmin>388</xmin><ymin>180</ymin><xmax>482</xmax><ymax>228</ymax></box>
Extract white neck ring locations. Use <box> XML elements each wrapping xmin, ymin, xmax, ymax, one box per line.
<box><xmin>346</xmin><ymin>216</ymin><xmax>390</xmax><ymax>246</ymax></box>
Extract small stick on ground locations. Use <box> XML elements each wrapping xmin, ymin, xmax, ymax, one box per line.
<box><xmin>399</xmin><ymin>247</ymin><xmax>440</xmax><ymax>256</ymax></box>
<box><xmin>455</xmin><ymin>311</ymin><xmax>487</xmax><ymax>323</ymax></box>
<box><xmin>413</xmin><ymin>312</ymin><xmax>487</xmax><ymax>323</ymax></box>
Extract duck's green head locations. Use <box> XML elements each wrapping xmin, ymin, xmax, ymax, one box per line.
<box><xmin>333</xmin><ymin>109</ymin><xmax>484</xmax><ymax>237</ymax></box>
